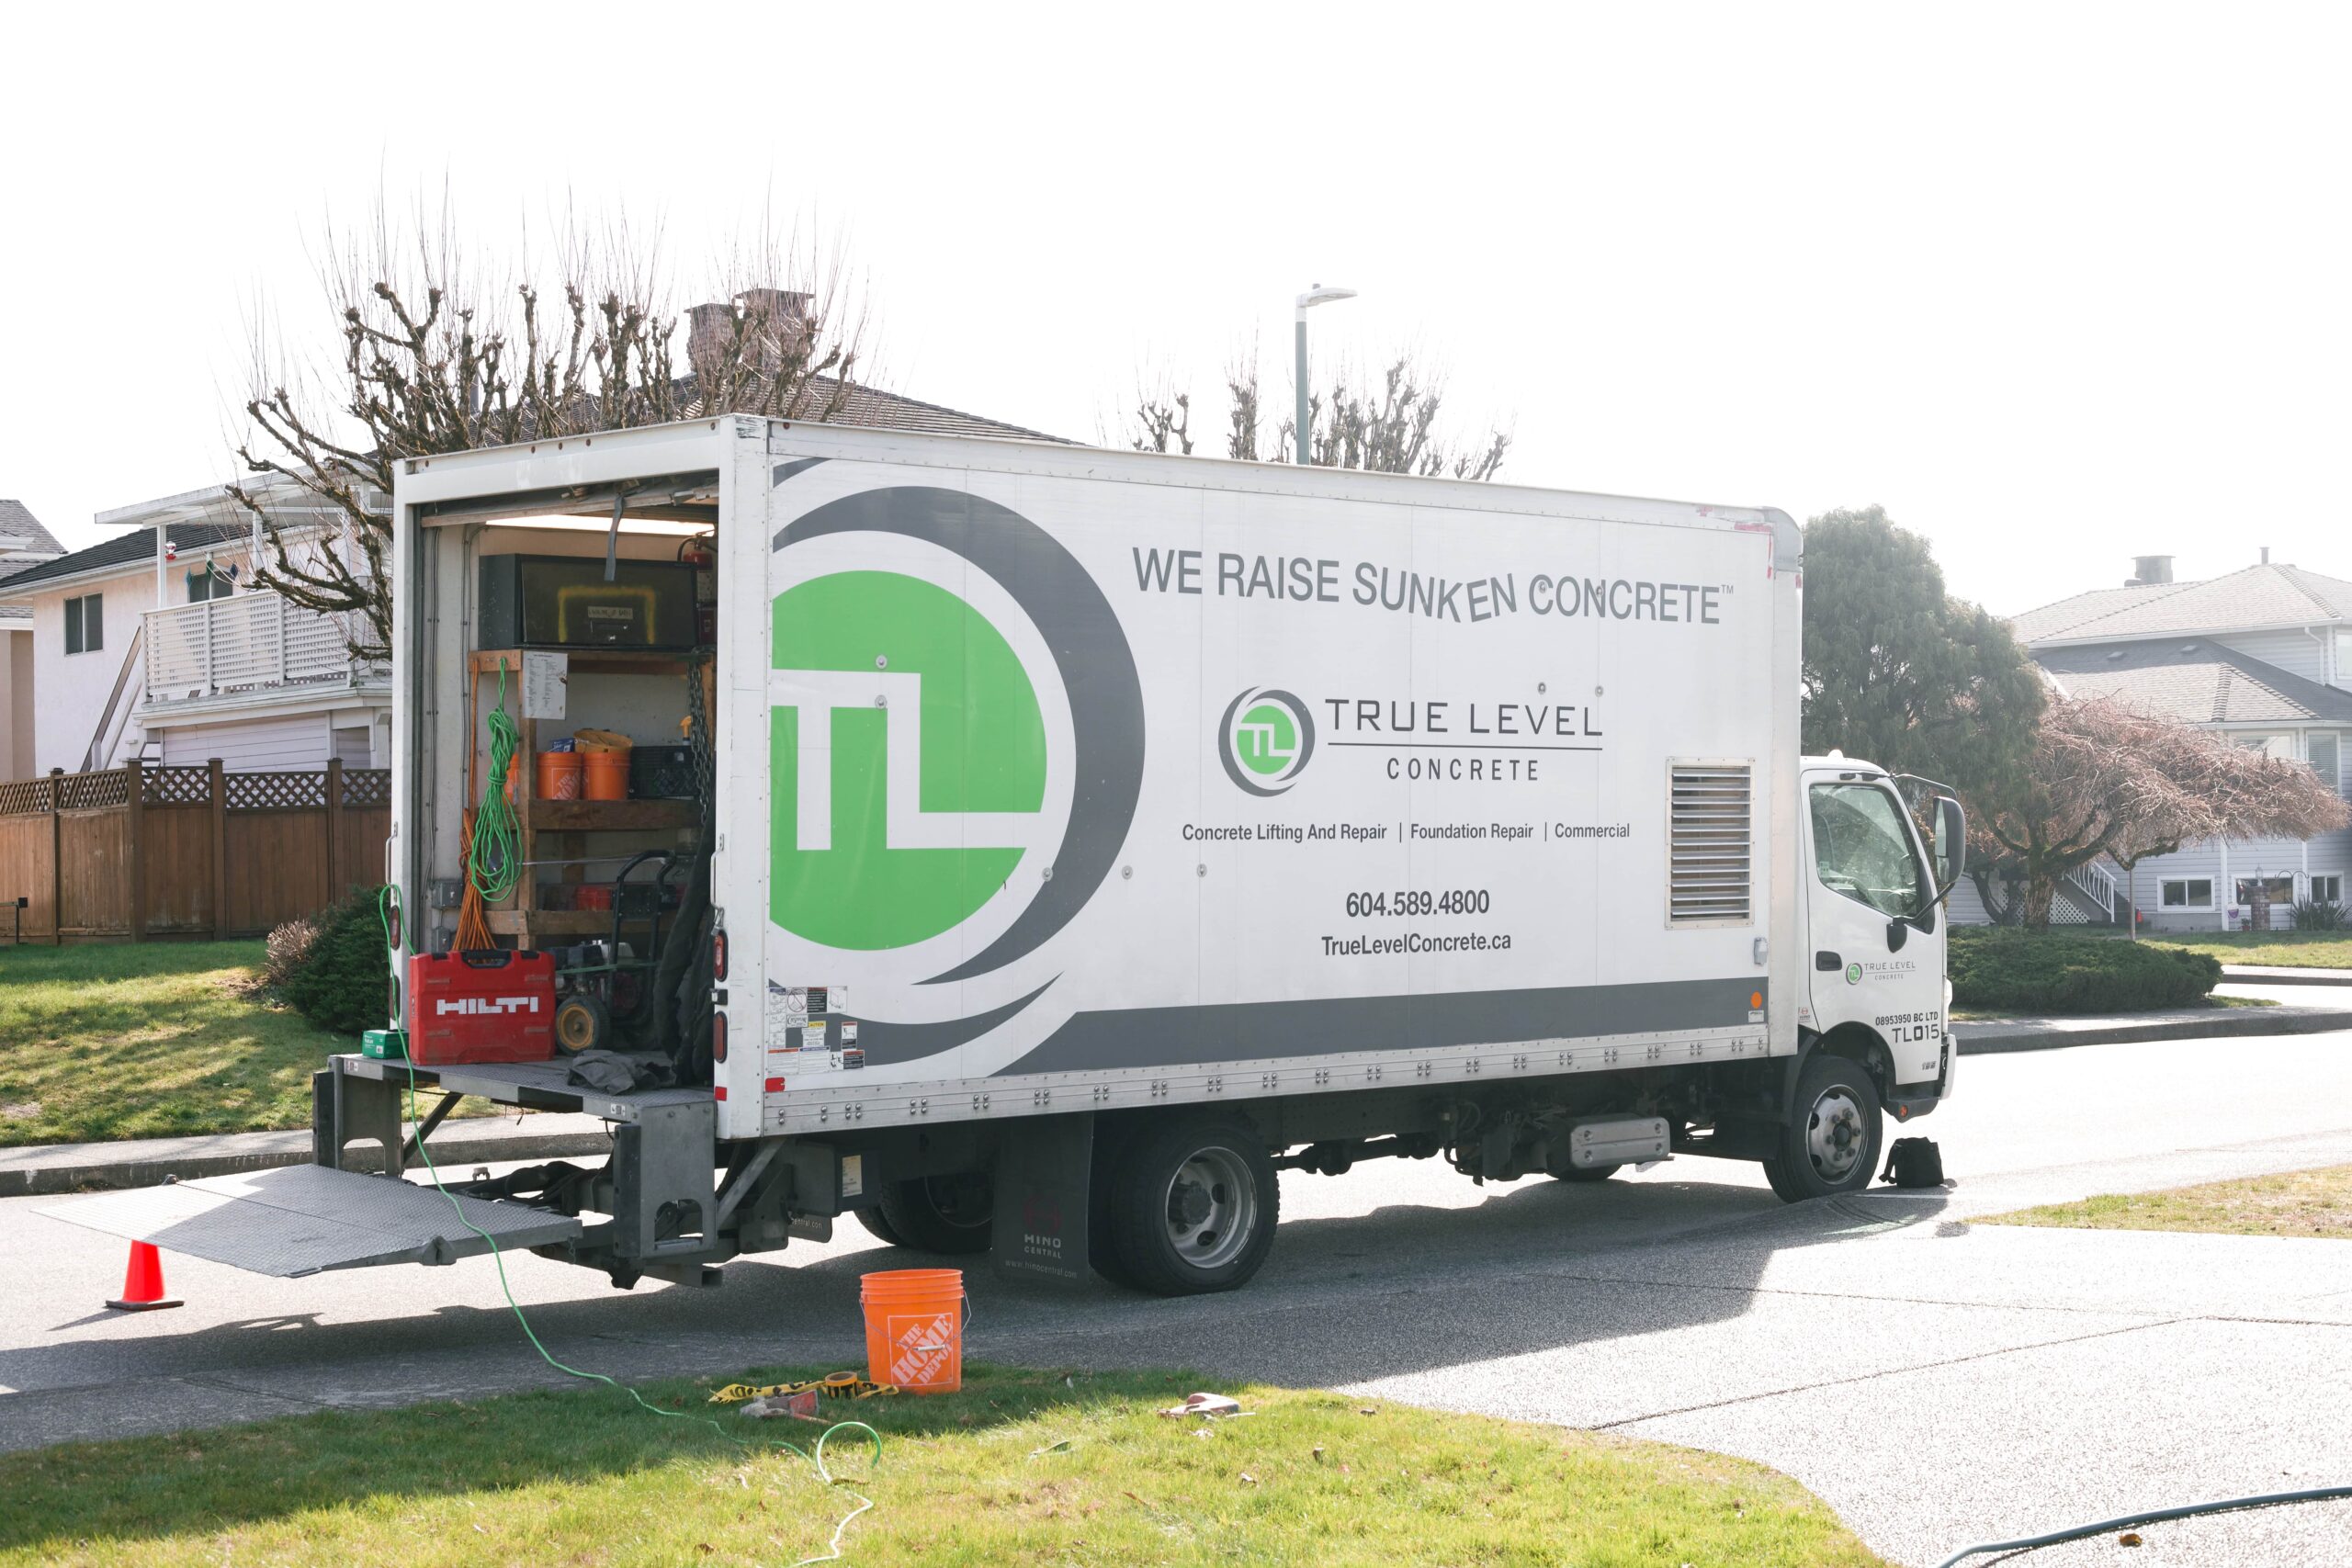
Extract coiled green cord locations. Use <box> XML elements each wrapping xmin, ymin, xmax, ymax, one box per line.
<box><xmin>469</xmin><ymin>662</ymin><xmax>523</xmax><ymax>906</ymax></box>
<box><xmin>374</xmin><ymin>885</ymin><xmax>881</xmax><ymax>1563</ymax></box>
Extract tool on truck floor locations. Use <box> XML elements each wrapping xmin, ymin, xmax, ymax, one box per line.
<box><xmin>549</xmin><ymin>850</ymin><xmax>684</xmax><ymax>1055</ymax></box>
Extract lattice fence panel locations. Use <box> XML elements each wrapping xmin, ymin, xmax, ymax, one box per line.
<box><xmin>342</xmin><ymin>769</ymin><xmax>392</xmax><ymax>808</ymax></box>
<box><xmin>57</xmin><ymin>771</ymin><xmax>130</xmax><ymax>811</ymax></box>
<box><xmin>225</xmin><ymin>771</ymin><xmax>328</xmax><ymax>811</ymax></box>
<box><xmin>144</xmin><ymin>766</ymin><xmax>213</xmax><ymax>806</ymax></box>
<box><xmin>0</xmin><ymin>778</ymin><xmax>54</xmax><ymax>816</ymax></box>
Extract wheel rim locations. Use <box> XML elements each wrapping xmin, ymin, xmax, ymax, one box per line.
<box><xmin>1160</xmin><ymin>1145</ymin><xmax>1257</xmax><ymax>1271</ymax></box>
<box><xmin>922</xmin><ymin>1174</ymin><xmax>992</xmax><ymax>1234</ymax></box>
<box><xmin>1805</xmin><ymin>1087</ymin><xmax>1867</xmax><ymax>1181</ymax></box>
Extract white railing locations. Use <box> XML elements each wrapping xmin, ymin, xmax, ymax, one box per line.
<box><xmin>140</xmin><ymin>592</ymin><xmax>377</xmax><ymax>706</ymax></box>
<box><xmin>2063</xmin><ymin>859</ymin><xmax>2118</xmax><ymax>919</ymax></box>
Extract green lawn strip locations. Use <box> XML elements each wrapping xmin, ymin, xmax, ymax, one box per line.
<box><xmin>0</xmin><ymin>942</ymin><xmax>479</xmax><ymax>1147</ymax></box>
<box><xmin>1982</xmin><ymin>1164</ymin><xmax>2352</xmax><ymax>1241</ymax></box>
<box><xmin>2143</xmin><ymin>932</ymin><xmax>2352</xmax><ymax>970</ymax></box>
<box><xmin>1947</xmin><ymin>993</ymin><xmax>2278</xmax><ymax>1022</ymax></box>
<box><xmin>0</xmin><ymin>1364</ymin><xmax>1889</xmax><ymax>1567</ymax></box>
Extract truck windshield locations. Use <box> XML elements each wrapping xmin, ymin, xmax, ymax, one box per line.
<box><xmin>1809</xmin><ymin>783</ymin><xmax>1927</xmax><ymax>919</ymax></box>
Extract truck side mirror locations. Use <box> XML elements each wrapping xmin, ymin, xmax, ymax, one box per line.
<box><xmin>1934</xmin><ymin>796</ymin><xmax>1966</xmax><ymax>896</ymax></box>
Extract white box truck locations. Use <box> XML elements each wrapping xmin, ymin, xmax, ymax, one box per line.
<box><xmin>51</xmin><ymin>416</ymin><xmax>1964</xmax><ymax>1297</ymax></box>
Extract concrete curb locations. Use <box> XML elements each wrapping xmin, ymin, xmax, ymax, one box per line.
<box><xmin>1956</xmin><ymin>1005</ymin><xmax>2352</xmax><ymax>1055</ymax></box>
<box><xmin>0</xmin><ymin>1114</ymin><xmax>613</xmax><ymax>1199</ymax></box>
<box><xmin>2222</xmin><ymin>964</ymin><xmax>2352</xmax><ymax>987</ymax></box>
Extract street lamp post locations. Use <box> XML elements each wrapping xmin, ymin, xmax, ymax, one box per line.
<box><xmin>1294</xmin><ymin>284</ymin><xmax>1356</xmax><ymax>465</ymax></box>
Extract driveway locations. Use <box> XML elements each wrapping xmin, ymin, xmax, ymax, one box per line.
<box><xmin>6</xmin><ymin>1029</ymin><xmax>2351</xmax><ymax>1565</ymax></box>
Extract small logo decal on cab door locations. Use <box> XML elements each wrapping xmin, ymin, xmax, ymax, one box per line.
<box><xmin>1844</xmin><ymin>962</ymin><xmax>1863</xmax><ymax>986</ymax></box>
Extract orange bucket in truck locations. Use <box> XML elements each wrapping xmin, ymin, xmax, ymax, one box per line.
<box><xmin>859</xmin><ymin>1269</ymin><xmax>966</xmax><ymax>1393</ymax></box>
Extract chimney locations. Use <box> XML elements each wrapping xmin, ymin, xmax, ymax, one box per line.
<box><xmin>686</xmin><ymin>302</ymin><xmax>736</xmax><ymax>400</ymax></box>
<box><xmin>734</xmin><ymin>288</ymin><xmax>814</xmax><ymax>378</ymax></box>
<box><xmin>2260</xmin><ymin>546</ymin><xmax>2270</xmax><ymax>565</ymax></box>
<box><xmin>2129</xmin><ymin>554</ymin><xmax>2174</xmax><ymax>586</ymax></box>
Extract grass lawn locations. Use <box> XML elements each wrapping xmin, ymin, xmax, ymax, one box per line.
<box><xmin>0</xmin><ymin>1363</ymin><xmax>1887</xmax><ymax>1567</ymax></box>
<box><xmin>1984</xmin><ymin>1164</ymin><xmax>2352</xmax><ymax>1241</ymax></box>
<box><xmin>2143</xmin><ymin>931</ymin><xmax>2352</xmax><ymax>969</ymax></box>
<box><xmin>0</xmin><ymin>941</ymin><xmax>434</xmax><ymax>1148</ymax></box>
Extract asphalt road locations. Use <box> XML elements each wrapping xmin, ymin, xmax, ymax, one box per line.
<box><xmin>8</xmin><ymin>1020</ymin><xmax>2351</xmax><ymax>1567</ymax></box>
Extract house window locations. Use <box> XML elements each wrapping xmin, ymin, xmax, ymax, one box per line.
<box><xmin>2235</xmin><ymin>875</ymin><xmax>2294</xmax><ymax>907</ymax></box>
<box><xmin>62</xmin><ymin>592</ymin><xmax>103</xmax><ymax>654</ymax></box>
<box><xmin>2314</xmin><ymin>874</ymin><xmax>2345</xmax><ymax>906</ymax></box>
<box><xmin>187</xmin><ymin>566</ymin><xmax>235</xmax><ymax>603</ymax></box>
<box><xmin>2160</xmin><ymin>878</ymin><xmax>2213</xmax><ymax>909</ymax></box>
<box><xmin>2310</xmin><ymin>732</ymin><xmax>2342</xmax><ymax>796</ymax></box>
<box><xmin>2233</xmin><ymin>733</ymin><xmax>2297</xmax><ymax>761</ymax></box>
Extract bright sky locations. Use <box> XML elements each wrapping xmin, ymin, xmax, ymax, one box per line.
<box><xmin>3</xmin><ymin>3</ymin><xmax>2345</xmax><ymax>615</ymax></box>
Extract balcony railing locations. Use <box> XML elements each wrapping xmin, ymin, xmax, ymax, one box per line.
<box><xmin>140</xmin><ymin>592</ymin><xmax>381</xmax><ymax>708</ymax></box>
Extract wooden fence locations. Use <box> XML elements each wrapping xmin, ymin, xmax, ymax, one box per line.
<box><xmin>0</xmin><ymin>761</ymin><xmax>390</xmax><ymax>944</ymax></box>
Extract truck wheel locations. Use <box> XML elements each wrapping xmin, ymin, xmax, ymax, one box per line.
<box><xmin>1105</xmin><ymin>1118</ymin><xmax>1278</xmax><ymax>1296</ymax></box>
<box><xmin>554</xmin><ymin>994</ymin><xmax>609</xmax><ymax>1055</ymax></box>
<box><xmin>875</xmin><ymin>1173</ymin><xmax>994</xmax><ymax>1256</ymax></box>
<box><xmin>854</xmin><ymin>1206</ymin><xmax>906</xmax><ymax>1247</ymax></box>
<box><xmin>1763</xmin><ymin>1054</ymin><xmax>1882</xmax><ymax>1201</ymax></box>
<box><xmin>1554</xmin><ymin>1164</ymin><xmax>1620</xmax><ymax>1183</ymax></box>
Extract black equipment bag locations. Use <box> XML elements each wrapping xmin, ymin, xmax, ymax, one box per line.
<box><xmin>1880</xmin><ymin>1136</ymin><xmax>1946</xmax><ymax>1188</ymax></box>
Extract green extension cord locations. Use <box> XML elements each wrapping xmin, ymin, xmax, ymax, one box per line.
<box><xmin>374</xmin><ymin>886</ymin><xmax>882</xmax><ymax>1563</ymax></box>
<box><xmin>469</xmin><ymin>663</ymin><xmax>523</xmax><ymax>907</ymax></box>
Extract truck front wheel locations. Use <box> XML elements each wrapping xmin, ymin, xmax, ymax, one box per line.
<box><xmin>1102</xmin><ymin>1118</ymin><xmax>1279</xmax><ymax>1296</ymax></box>
<box><xmin>1763</xmin><ymin>1054</ymin><xmax>1882</xmax><ymax>1201</ymax></box>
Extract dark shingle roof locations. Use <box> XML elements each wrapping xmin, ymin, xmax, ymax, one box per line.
<box><xmin>0</xmin><ymin>521</ymin><xmax>249</xmax><ymax>597</ymax></box>
<box><xmin>2036</xmin><ymin>639</ymin><xmax>2352</xmax><ymax>725</ymax></box>
<box><xmin>2013</xmin><ymin>563</ymin><xmax>2352</xmax><ymax>645</ymax></box>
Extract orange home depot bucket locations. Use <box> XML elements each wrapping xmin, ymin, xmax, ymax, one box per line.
<box><xmin>582</xmin><ymin>749</ymin><xmax>630</xmax><ymax>800</ymax></box>
<box><xmin>535</xmin><ymin>751</ymin><xmax>583</xmax><ymax>800</ymax></box>
<box><xmin>859</xmin><ymin>1269</ymin><xmax>966</xmax><ymax>1393</ymax></box>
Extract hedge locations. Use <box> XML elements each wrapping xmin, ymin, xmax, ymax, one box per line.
<box><xmin>278</xmin><ymin>887</ymin><xmax>393</xmax><ymax>1036</ymax></box>
<box><xmin>1948</xmin><ymin>927</ymin><xmax>2222</xmax><ymax>1014</ymax></box>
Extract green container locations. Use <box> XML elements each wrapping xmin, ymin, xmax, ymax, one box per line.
<box><xmin>362</xmin><ymin>1028</ymin><xmax>409</xmax><ymax>1061</ymax></box>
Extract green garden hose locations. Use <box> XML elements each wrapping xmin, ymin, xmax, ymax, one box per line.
<box><xmin>469</xmin><ymin>662</ymin><xmax>523</xmax><ymax>907</ymax></box>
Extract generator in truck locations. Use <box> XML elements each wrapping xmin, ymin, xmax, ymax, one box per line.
<box><xmin>50</xmin><ymin>415</ymin><xmax>1964</xmax><ymax>1298</ymax></box>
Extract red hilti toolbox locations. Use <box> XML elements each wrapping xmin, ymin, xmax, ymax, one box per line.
<box><xmin>405</xmin><ymin>950</ymin><xmax>557</xmax><ymax>1066</ymax></box>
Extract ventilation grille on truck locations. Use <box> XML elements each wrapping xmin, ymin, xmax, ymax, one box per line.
<box><xmin>1668</xmin><ymin>762</ymin><xmax>1753</xmax><ymax>925</ymax></box>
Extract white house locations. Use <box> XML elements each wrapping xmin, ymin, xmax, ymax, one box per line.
<box><xmin>0</xmin><ymin>483</ymin><xmax>389</xmax><ymax>776</ymax></box>
<box><xmin>0</xmin><ymin>501</ymin><xmax>69</xmax><ymax>778</ymax></box>
<box><xmin>2001</xmin><ymin>554</ymin><xmax>2352</xmax><ymax>931</ymax></box>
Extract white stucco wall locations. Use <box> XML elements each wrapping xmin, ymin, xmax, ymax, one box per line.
<box><xmin>23</xmin><ymin>568</ymin><xmax>160</xmax><ymax>773</ymax></box>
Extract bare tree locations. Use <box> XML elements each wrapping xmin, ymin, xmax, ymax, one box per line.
<box><xmin>1127</xmin><ymin>347</ymin><xmax>1511</xmax><ymax>479</ymax></box>
<box><xmin>1130</xmin><ymin>378</ymin><xmax>1193</xmax><ymax>455</ymax></box>
<box><xmin>1971</xmin><ymin>699</ymin><xmax>2350</xmax><ymax>931</ymax></box>
<box><xmin>232</xmin><ymin>203</ymin><xmax>868</xmax><ymax>658</ymax></box>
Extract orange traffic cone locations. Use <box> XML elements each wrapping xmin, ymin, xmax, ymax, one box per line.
<box><xmin>106</xmin><ymin>1241</ymin><xmax>182</xmax><ymax>1312</ymax></box>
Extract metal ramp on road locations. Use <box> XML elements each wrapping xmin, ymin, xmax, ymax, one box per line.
<box><xmin>39</xmin><ymin>1164</ymin><xmax>582</xmax><ymax>1278</ymax></box>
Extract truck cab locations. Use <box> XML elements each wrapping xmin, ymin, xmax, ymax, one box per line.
<box><xmin>1792</xmin><ymin>754</ymin><xmax>1966</xmax><ymax>1184</ymax></box>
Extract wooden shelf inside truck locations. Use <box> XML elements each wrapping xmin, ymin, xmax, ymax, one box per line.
<box><xmin>469</xmin><ymin>647</ymin><xmax>707</xmax><ymax>677</ymax></box>
<box><xmin>485</xmin><ymin>908</ymin><xmax>674</xmax><ymax>938</ymax></box>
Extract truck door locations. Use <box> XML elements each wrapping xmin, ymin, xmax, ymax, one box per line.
<box><xmin>1800</xmin><ymin>771</ymin><xmax>1945</xmax><ymax>1083</ymax></box>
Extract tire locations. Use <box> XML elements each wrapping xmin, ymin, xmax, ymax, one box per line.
<box><xmin>854</xmin><ymin>1205</ymin><xmax>906</xmax><ymax>1247</ymax></box>
<box><xmin>874</xmin><ymin>1172</ymin><xmax>995</xmax><ymax>1256</ymax></box>
<box><xmin>1554</xmin><ymin>1163</ymin><xmax>1621</xmax><ymax>1183</ymax></box>
<box><xmin>1763</xmin><ymin>1052</ymin><xmax>1883</xmax><ymax>1201</ymax></box>
<box><xmin>553</xmin><ymin>994</ymin><xmax>609</xmax><ymax>1055</ymax></box>
<box><xmin>1103</xmin><ymin>1117</ymin><xmax>1279</xmax><ymax>1297</ymax></box>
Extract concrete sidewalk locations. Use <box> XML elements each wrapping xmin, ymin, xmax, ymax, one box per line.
<box><xmin>1956</xmin><ymin>1001</ymin><xmax>2352</xmax><ymax>1054</ymax></box>
<box><xmin>0</xmin><ymin>1112</ymin><xmax>612</xmax><ymax>1199</ymax></box>
<box><xmin>2222</xmin><ymin>963</ymin><xmax>2352</xmax><ymax>987</ymax></box>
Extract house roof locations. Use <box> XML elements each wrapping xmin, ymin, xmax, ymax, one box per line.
<box><xmin>0</xmin><ymin>500</ymin><xmax>65</xmax><ymax>561</ymax></box>
<box><xmin>678</xmin><ymin>374</ymin><xmax>1064</xmax><ymax>444</ymax></box>
<box><xmin>2012</xmin><ymin>563</ymin><xmax>2352</xmax><ymax>646</ymax></box>
<box><xmin>0</xmin><ymin>521</ymin><xmax>250</xmax><ymax>598</ymax></box>
<box><xmin>2035</xmin><ymin>638</ymin><xmax>2352</xmax><ymax>726</ymax></box>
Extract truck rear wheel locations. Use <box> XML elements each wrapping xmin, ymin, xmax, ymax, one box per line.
<box><xmin>1102</xmin><ymin>1117</ymin><xmax>1279</xmax><ymax>1296</ymax></box>
<box><xmin>853</xmin><ymin>1206</ymin><xmax>906</xmax><ymax>1247</ymax></box>
<box><xmin>873</xmin><ymin>1173</ymin><xmax>994</xmax><ymax>1255</ymax></box>
<box><xmin>1763</xmin><ymin>1053</ymin><xmax>1882</xmax><ymax>1201</ymax></box>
